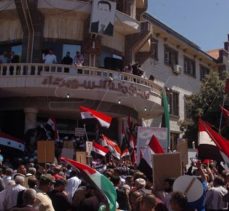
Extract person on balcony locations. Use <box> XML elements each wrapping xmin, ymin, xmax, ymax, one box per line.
<box><xmin>43</xmin><ymin>49</ymin><xmax>57</xmax><ymax>64</ymax></box>
<box><xmin>0</xmin><ymin>51</ymin><xmax>9</xmax><ymax>63</ymax></box>
<box><xmin>61</xmin><ymin>52</ymin><xmax>73</xmax><ymax>65</ymax></box>
<box><xmin>74</xmin><ymin>51</ymin><xmax>84</xmax><ymax>66</ymax></box>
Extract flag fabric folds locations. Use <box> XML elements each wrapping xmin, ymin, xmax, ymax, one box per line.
<box><xmin>47</xmin><ymin>118</ymin><xmax>59</xmax><ymax>141</ymax></box>
<box><xmin>198</xmin><ymin>119</ymin><xmax>229</xmax><ymax>163</ymax></box>
<box><xmin>61</xmin><ymin>157</ymin><xmax>117</xmax><ymax>211</ymax></box>
<box><xmin>92</xmin><ymin>142</ymin><xmax>109</xmax><ymax>157</ymax></box>
<box><xmin>0</xmin><ymin>132</ymin><xmax>25</xmax><ymax>151</ymax></box>
<box><xmin>121</xmin><ymin>148</ymin><xmax>130</xmax><ymax>158</ymax></box>
<box><xmin>80</xmin><ymin>106</ymin><xmax>112</xmax><ymax>128</ymax></box>
<box><xmin>101</xmin><ymin>134</ymin><xmax>121</xmax><ymax>159</ymax></box>
<box><xmin>148</xmin><ymin>135</ymin><xmax>165</xmax><ymax>154</ymax></box>
<box><xmin>220</xmin><ymin>106</ymin><xmax>229</xmax><ymax>118</ymax></box>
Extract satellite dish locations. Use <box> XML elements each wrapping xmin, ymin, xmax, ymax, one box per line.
<box><xmin>173</xmin><ymin>175</ymin><xmax>203</xmax><ymax>203</ymax></box>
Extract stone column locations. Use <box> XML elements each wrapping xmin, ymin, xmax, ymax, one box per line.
<box><xmin>24</xmin><ymin>108</ymin><xmax>38</xmax><ymax>132</ymax></box>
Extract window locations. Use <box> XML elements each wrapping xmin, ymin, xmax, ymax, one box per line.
<box><xmin>151</xmin><ymin>38</ymin><xmax>158</xmax><ymax>60</ymax></box>
<box><xmin>62</xmin><ymin>44</ymin><xmax>81</xmax><ymax>59</ymax></box>
<box><xmin>167</xmin><ymin>91</ymin><xmax>179</xmax><ymax>116</ymax></box>
<box><xmin>164</xmin><ymin>45</ymin><xmax>178</xmax><ymax>66</ymax></box>
<box><xmin>184</xmin><ymin>56</ymin><xmax>196</xmax><ymax>77</ymax></box>
<box><xmin>200</xmin><ymin>65</ymin><xmax>209</xmax><ymax>81</ymax></box>
<box><xmin>184</xmin><ymin>95</ymin><xmax>192</xmax><ymax>119</ymax></box>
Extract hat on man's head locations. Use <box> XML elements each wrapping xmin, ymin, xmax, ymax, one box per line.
<box><xmin>39</xmin><ymin>174</ymin><xmax>55</xmax><ymax>184</ymax></box>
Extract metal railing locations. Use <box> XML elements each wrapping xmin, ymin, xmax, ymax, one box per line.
<box><xmin>0</xmin><ymin>63</ymin><xmax>162</xmax><ymax>95</ymax></box>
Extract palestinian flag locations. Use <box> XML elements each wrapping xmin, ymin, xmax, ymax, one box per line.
<box><xmin>80</xmin><ymin>106</ymin><xmax>112</xmax><ymax>128</ymax></box>
<box><xmin>92</xmin><ymin>142</ymin><xmax>109</xmax><ymax>157</ymax></box>
<box><xmin>0</xmin><ymin>132</ymin><xmax>25</xmax><ymax>151</ymax></box>
<box><xmin>61</xmin><ymin>157</ymin><xmax>117</xmax><ymax>211</ymax></box>
<box><xmin>101</xmin><ymin>134</ymin><xmax>121</xmax><ymax>159</ymax></box>
<box><xmin>198</xmin><ymin>119</ymin><xmax>229</xmax><ymax>163</ymax></box>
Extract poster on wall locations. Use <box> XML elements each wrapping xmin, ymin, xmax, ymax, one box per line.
<box><xmin>136</xmin><ymin>127</ymin><xmax>167</xmax><ymax>164</ymax></box>
<box><xmin>90</xmin><ymin>0</ymin><xmax>116</xmax><ymax>36</ymax></box>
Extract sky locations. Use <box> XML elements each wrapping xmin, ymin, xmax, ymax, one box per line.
<box><xmin>148</xmin><ymin>0</ymin><xmax>229</xmax><ymax>51</ymax></box>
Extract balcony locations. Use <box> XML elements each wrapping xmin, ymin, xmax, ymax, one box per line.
<box><xmin>0</xmin><ymin>63</ymin><xmax>163</xmax><ymax>119</ymax></box>
<box><xmin>115</xmin><ymin>11</ymin><xmax>141</xmax><ymax>35</ymax></box>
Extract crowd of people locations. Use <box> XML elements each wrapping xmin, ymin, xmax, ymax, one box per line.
<box><xmin>0</xmin><ymin>151</ymin><xmax>229</xmax><ymax>211</ymax></box>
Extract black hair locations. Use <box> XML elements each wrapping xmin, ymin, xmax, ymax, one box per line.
<box><xmin>98</xmin><ymin>0</ymin><xmax>111</xmax><ymax>10</ymax></box>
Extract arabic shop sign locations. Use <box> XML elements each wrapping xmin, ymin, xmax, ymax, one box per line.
<box><xmin>42</xmin><ymin>76</ymin><xmax>151</xmax><ymax>99</ymax></box>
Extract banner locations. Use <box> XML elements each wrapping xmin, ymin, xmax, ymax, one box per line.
<box><xmin>90</xmin><ymin>0</ymin><xmax>116</xmax><ymax>36</ymax></box>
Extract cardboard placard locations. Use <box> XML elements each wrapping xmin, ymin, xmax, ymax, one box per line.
<box><xmin>76</xmin><ymin>151</ymin><xmax>87</xmax><ymax>165</ymax></box>
<box><xmin>63</xmin><ymin>141</ymin><xmax>74</xmax><ymax>149</ymax></box>
<box><xmin>153</xmin><ymin>153</ymin><xmax>182</xmax><ymax>191</ymax></box>
<box><xmin>37</xmin><ymin>140</ymin><xmax>55</xmax><ymax>163</ymax></box>
<box><xmin>62</xmin><ymin>148</ymin><xmax>74</xmax><ymax>159</ymax></box>
<box><xmin>176</xmin><ymin>139</ymin><xmax>188</xmax><ymax>165</ymax></box>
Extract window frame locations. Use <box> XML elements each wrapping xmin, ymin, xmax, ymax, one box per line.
<box><xmin>164</xmin><ymin>45</ymin><xmax>178</xmax><ymax>66</ymax></box>
<box><xmin>199</xmin><ymin>65</ymin><xmax>210</xmax><ymax>81</ymax></box>
<box><xmin>184</xmin><ymin>56</ymin><xmax>196</xmax><ymax>77</ymax></box>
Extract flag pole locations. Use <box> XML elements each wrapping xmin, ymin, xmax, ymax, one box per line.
<box><xmin>219</xmin><ymin>94</ymin><xmax>226</xmax><ymax>134</ymax></box>
<box><xmin>161</xmin><ymin>89</ymin><xmax>170</xmax><ymax>152</ymax></box>
<box><xmin>84</xmin><ymin>124</ymin><xmax>89</xmax><ymax>141</ymax></box>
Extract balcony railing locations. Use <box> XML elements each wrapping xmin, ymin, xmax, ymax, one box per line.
<box><xmin>0</xmin><ymin>63</ymin><xmax>162</xmax><ymax>96</ymax></box>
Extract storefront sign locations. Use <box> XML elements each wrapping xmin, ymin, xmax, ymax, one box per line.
<box><xmin>42</xmin><ymin>76</ymin><xmax>151</xmax><ymax>100</ymax></box>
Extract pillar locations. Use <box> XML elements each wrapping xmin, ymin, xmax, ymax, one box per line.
<box><xmin>24</xmin><ymin>108</ymin><xmax>38</xmax><ymax>132</ymax></box>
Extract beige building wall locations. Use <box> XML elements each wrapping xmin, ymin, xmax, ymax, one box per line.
<box><xmin>43</xmin><ymin>14</ymin><xmax>85</xmax><ymax>40</ymax></box>
<box><xmin>0</xmin><ymin>18</ymin><xmax>23</xmax><ymax>42</ymax></box>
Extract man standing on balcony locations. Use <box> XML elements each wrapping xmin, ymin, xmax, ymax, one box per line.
<box><xmin>44</xmin><ymin>49</ymin><xmax>57</xmax><ymax>64</ymax></box>
<box><xmin>61</xmin><ymin>52</ymin><xmax>73</xmax><ymax>65</ymax></box>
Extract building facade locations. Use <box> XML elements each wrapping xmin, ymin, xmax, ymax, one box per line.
<box><xmin>0</xmin><ymin>0</ymin><xmax>221</xmax><ymax>149</ymax></box>
<box><xmin>0</xmin><ymin>0</ymin><xmax>164</xmax><ymax>143</ymax></box>
<box><xmin>141</xmin><ymin>14</ymin><xmax>219</xmax><ymax>149</ymax></box>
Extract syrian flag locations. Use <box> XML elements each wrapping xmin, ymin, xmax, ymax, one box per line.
<box><xmin>121</xmin><ymin>148</ymin><xmax>130</xmax><ymax>158</ymax></box>
<box><xmin>138</xmin><ymin>135</ymin><xmax>164</xmax><ymax>167</ymax></box>
<box><xmin>198</xmin><ymin>119</ymin><xmax>229</xmax><ymax>163</ymax></box>
<box><xmin>0</xmin><ymin>132</ymin><xmax>25</xmax><ymax>151</ymax></box>
<box><xmin>61</xmin><ymin>157</ymin><xmax>117</xmax><ymax>211</ymax></box>
<box><xmin>101</xmin><ymin>134</ymin><xmax>121</xmax><ymax>159</ymax></box>
<box><xmin>148</xmin><ymin>135</ymin><xmax>165</xmax><ymax>154</ymax></box>
<box><xmin>47</xmin><ymin>118</ymin><xmax>59</xmax><ymax>141</ymax></box>
<box><xmin>80</xmin><ymin>106</ymin><xmax>112</xmax><ymax>128</ymax></box>
<box><xmin>92</xmin><ymin>142</ymin><xmax>109</xmax><ymax>157</ymax></box>
<box><xmin>129</xmin><ymin>134</ymin><xmax>137</xmax><ymax>149</ymax></box>
<box><xmin>220</xmin><ymin>106</ymin><xmax>229</xmax><ymax>118</ymax></box>
<box><xmin>138</xmin><ymin>135</ymin><xmax>164</xmax><ymax>180</ymax></box>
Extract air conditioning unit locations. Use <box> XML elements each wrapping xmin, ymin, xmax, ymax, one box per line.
<box><xmin>173</xmin><ymin>65</ymin><xmax>182</xmax><ymax>75</ymax></box>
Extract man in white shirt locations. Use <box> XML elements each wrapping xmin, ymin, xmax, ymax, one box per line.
<box><xmin>3</xmin><ymin>175</ymin><xmax>26</xmax><ymax>210</ymax></box>
<box><xmin>44</xmin><ymin>49</ymin><xmax>57</xmax><ymax>64</ymax></box>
